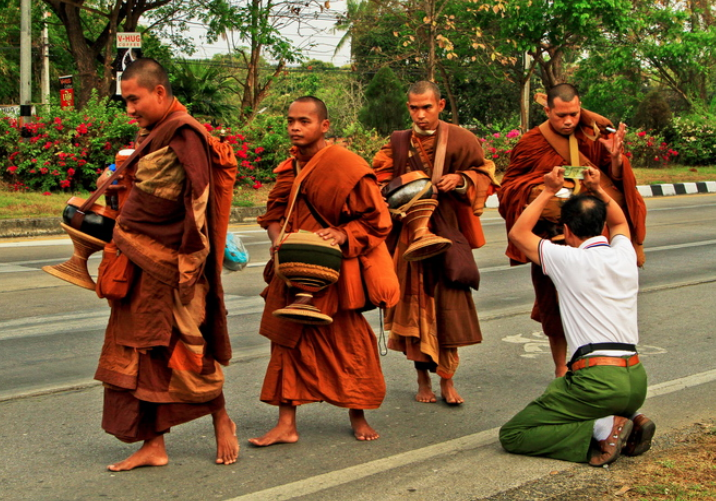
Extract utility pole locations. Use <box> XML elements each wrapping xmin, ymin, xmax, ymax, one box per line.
<box><xmin>41</xmin><ymin>10</ymin><xmax>51</xmax><ymax>105</ymax></box>
<box><xmin>19</xmin><ymin>0</ymin><xmax>32</xmax><ymax>124</ymax></box>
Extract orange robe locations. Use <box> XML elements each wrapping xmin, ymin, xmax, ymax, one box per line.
<box><xmin>498</xmin><ymin>121</ymin><xmax>647</xmax><ymax>339</ymax></box>
<box><xmin>256</xmin><ymin>145</ymin><xmax>390</xmax><ymax>409</ymax></box>
<box><xmin>372</xmin><ymin>121</ymin><xmax>499</xmax><ymax>379</ymax></box>
<box><xmin>94</xmin><ymin>100</ymin><xmax>233</xmax><ymax>442</ymax></box>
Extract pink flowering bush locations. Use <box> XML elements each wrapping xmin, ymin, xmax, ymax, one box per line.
<box><xmin>0</xmin><ymin>96</ymin><xmax>137</xmax><ymax>192</ymax></box>
<box><xmin>624</xmin><ymin>129</ymin><xmax>678</xmax><ymax>168</ymax></box>
<box><xmin>479</xmin><ymin>129</ymin><xmax>522</xmax><ymax>174</ymax></box>
<box><xmin>1</xmin><ymin>95</ymin><xmax>264</xmax><ymax>194</ymax></box>
<box><xmin>204</xmin><ymin>124</ymin><xmax>263</xmax><ymax>189</ymax></box>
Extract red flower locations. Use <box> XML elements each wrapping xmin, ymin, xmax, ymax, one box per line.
<box><xmin>104</xmin><ymin>142</ymin><xmax>112</xmax><ymax>151</ymax></box>
<box><xmin>254</xmin><ymin>147</ymin><xmax>265</xmax><ymax>154</ymax></box>
<box><xmin>67</xmin><ymin>168</ymin><xmax>76</xmax><ymax>176</ymax></box>
<box><xmin>44</xmin><ymin>141</ymin><xmax>53</xmax><ymax>150</ymax></box>
<box><xmin>204</xmin><ymin>123</ymin><xmax>214</xmax><ymax>132</ymax></box>
<box><xmin>76</xmin><ymin>123</ymin><xmax>88</xmax><ymax>135</ymax></box>
<box><xmin>59</xmin><ymin>179</ymin><xmax>71</xmax><ymax>188</ymax></box>
<box><xmin>637</xmin><ymin>131</ymin><xmax>646</xmax><ymax>137</ymax></box>
<box><xmin>40</xmin><ymin>167</ymin><xmax>49</xmax><ymax>174</ymax></box>
<box><xmin>9</xmin><ymin>151</ymin><xmax>19</xmax><ymax>161</ymax></box>
<box><xmin>77</xmin><ymin>160</ymin><xmax>86</xmax><ymax>166</ymax></box>
<box><xmin>43</xmin><ymin>191</ymin><xmax>51</xmax><ymax>196</ymax></box>
<box><xmin>51</xmin><ymin>170</ymin><xmax>60</xmax><ymax>176</ymax></box>
<box><xmin>237</xmin><ymin>150</ymin><xmax>247</xmax><ymax>159</ymax></box>
<box><xmin>252</xmin><ymin>182</ymin><xmax>263</xmax><ymax>189</ymax></box>
<box><xmin>7</xmin><ymin>166</ymin><xmax>18</xmax><ymax>173</ymax></box>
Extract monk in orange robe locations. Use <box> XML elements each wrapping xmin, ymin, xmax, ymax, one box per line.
<box><xmin>249</xmin><ymin>96</ymin><xmax>391</xmax><ymax>446</ymax></box>
<box><xmin>498</xmin><ymin>83</ymin><xmax>647</xmax><ymax>377</ymax></box>
<box><xmin>372</xmin><ymin>81</ymin><xmax>499</xmax><ymax>405</ymax></box>
<box><xmin>93</xmin><ymin>58</ymin><xmax>238</xmax><ymax>471</ymax></box>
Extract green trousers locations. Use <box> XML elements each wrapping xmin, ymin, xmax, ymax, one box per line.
<box><xmin>499</xmin><ymin>360</ymin><xmax>647</xmax><ymax>463</ymax></box>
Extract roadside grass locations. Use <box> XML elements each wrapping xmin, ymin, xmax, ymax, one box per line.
<box><xmin>1</xmin><ymin>165</ymin><xmax>715</xmax><ymax>220</ymax></box>
<box><xmin>632</xmin><ymin>165</ymin><xmax>716</xmax><ymax>185</ymax></box>
<box><xmin>604</xmin><ymin>423</ymin><xmax>716</xmax><ymax>501</ymax></box>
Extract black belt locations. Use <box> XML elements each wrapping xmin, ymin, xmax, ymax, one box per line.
<box><xmin>567</xmin><ymin>342</ymin><xmax>637</xmax><ymax>371</ymax></box>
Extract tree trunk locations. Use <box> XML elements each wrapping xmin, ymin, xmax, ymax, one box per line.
<box><xmin>425</xmin><ymin>0</ymin><xmax>436</xmax><ymax>82</ymax></box>
<box><xmin>438</xmin><ymin>65</ymin><xmax>459</xmax><ymax>124</ymax></box>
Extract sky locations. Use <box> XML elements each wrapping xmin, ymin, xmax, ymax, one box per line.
<box><xmin>184</xmin><ymin>1</ymin><xmax>352</xmax><ymax>67</ymax></box>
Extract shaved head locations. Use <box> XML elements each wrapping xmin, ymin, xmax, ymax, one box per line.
<box><xmin>292</xmin><ymin>96</ymin><xmax>328</xmax><ymax>121</ymax></box>
<box><xmin>547</xmin><ymin>83</ymin><xmax>579</xmax><ymax>108</ymax></box>
<box><xmin>408</xmin><ymin>81</ymin><xmax>441</xmax><ymax>101</ymax></box>
<box><xmin>122</xmin><ymin>58</ymin><xmax>173</xmax><ymax>98</ymax></box>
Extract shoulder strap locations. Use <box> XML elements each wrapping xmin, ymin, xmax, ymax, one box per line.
<box><xmin>538</xmin><ymin>121</ymin><xmax>595</xmax><ymax>168</ymax></box>
<box><xmin>431</xmin><ymin>121</ymin><xmax>450</xmax><ymax>183</ymax></box>
<box><xmin>389</xmin><ymin>130</ymin><xmax>413</xmax><ymax>176</ymax></box>
<box><xmin>277</xmin><ymin>145</ymin><xmax>334</xmax><ymax>242</ymax></box>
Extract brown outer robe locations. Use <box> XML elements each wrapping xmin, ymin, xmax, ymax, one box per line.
<box><xmin>372</xmin><ymin>121</ymin><xmax>499</xmax><ymax>378</ymax></box>
<box><xmin>256</xmin><ymin>145</ymin><xmax>390</xmax><ymax>409</ymax></box>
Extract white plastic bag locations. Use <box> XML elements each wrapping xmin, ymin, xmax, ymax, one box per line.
<box><xmin>224</xmin><ymin>232</ymin><xmax>249</xmax><ymax>271</ymax></box>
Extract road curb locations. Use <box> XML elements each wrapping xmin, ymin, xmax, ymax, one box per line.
<box><xmin>0</xmin><ymin>205</ymin><xmax>265</xmax><ymax>238</ymax></box>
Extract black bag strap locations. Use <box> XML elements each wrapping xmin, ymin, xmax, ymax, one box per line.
<box><xmin>568</xmin><ymin>342</ymin><xmax>638</xmax><ymax>369</ymax></box>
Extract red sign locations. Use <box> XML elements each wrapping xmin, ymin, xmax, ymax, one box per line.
<box><xmin>59</xmin><ymin>75</ymin><xmax>74</xmax><ymax>109</ymax></box>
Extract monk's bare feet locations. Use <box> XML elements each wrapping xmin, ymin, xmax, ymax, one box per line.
<box><xmin>248</xmin><ymin>424</ymin><xmax>299</xmax><ymax>447</ymax></box>
<box><xmin>107</xmin><ymin>436</ymin><xmax>169</xmax><ymax>472</ymax></box>
<box><xmin>440</xmin><ymin>377</ymin><xmax>464</xmax><ymax>405</ymax></box>
<box><xmin>349</xmin><ymin>409</ymin><xmax>380</xmax><ymax>441</ymax></box>
<box><xmin>248</xmin><ymin>404</ymin><xmax>299</xmax><ymax>447</ymax></box>
<box><xmin>213</xmin><ymin>409</ymin><xmax>239</xmax><ymax>465</ymax></box>
<box><xmin>416</xmin><ymin>369</ymin><xmax>437</xmax><ymax>403</ymax></box>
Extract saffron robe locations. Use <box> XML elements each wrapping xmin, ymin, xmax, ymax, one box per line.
<box><xmin>372</xmin><ymin>121</ymin><xmax>499</xmax><ymax>378</ymax></box>
<box><xmin>94</xmin><ymin>100</ymin><xmax>233</xmax><ymax>442</ymax></box>
<box><xmin>497</xmin><ymin>121</ymin><xmax>647</xmax><ymax>338</ymax></box>
<box><xmin>256</xmin><ymin>145</ymin><xmax>389</xmax><ymax>409</ymax></box>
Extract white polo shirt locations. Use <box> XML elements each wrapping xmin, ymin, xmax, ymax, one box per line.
<box><xmin>539</xmin><ymin>234</ymin><xmax>639</xmax><ymax>359</ymax></box>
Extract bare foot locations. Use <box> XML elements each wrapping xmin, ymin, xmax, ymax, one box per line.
<box><xmin>416</xmin><ymin>369</ymin><xmax>437</xmax><ymax>403</ymax></box>
<box><xmin>107</xmin><ymin>436</ymin><xmax>169</xmax><ymax>472</ymax></box>
<box><xmin>440</xmin><ymin>377</ymin><xmax>464</xmax><ymax>405</ymax></box>
<box><xmin>213</xmin><ymin>409</ymin><xmax>239</xmax><ymax>465</ymax></box>
<box><xmin>349</xmin><ymin>409</ymin><xmax>380</xmax><ymax>441</ymax></box>
<box><xmin>248</xmin><ymin>425</ymin><xmax>299</xmax><ymax>447</ymax></box>
<box><xmin>248</xmin><ymin>404</ymin><xmax>299</xmax><ymax>447</ymax></box>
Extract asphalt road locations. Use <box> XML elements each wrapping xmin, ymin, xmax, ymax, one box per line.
<box><xmin>0</xmin><ymin>194</ymin><xmax>715</xmax><ymax>500</ymax></box>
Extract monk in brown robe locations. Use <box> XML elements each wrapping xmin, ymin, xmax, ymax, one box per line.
<box><xmin>94</xmin><ymin>58</ymin><xmax>239</xmax><ymax>471</ymax></box>
<box><xmin>248</xmin><ymin>96</ymin><xmax>390</xmax><ymax>446</ymax></box>
<box><xmin>373</xmin><ymin>81</ymin><xmax>499</xmax><ymax>405</ymax></box>
<box><xmin>498</xmin><ymin>83</ymin><xmax>647</xmax><ymax>377</ymax></box>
